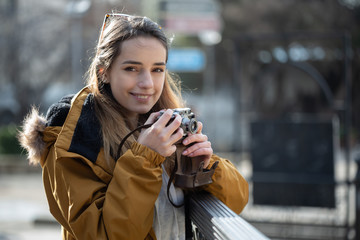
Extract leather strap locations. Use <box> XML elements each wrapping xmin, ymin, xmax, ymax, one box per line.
<box><xmin>167</xmin><ymin>151</ymin><xmax>185</xmax><ymax>208</ymax></box>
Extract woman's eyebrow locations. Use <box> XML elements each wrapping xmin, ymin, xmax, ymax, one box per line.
<box><xmin>154</xmin><ymin>62</ymin><xmax>166</xmax><ymax>66</ymax></box>
<box><xmin>122</xmin><ymin>60</ymin><xmax>142</xmax><ymax>65</ymax></box>
<box><xmin>122</xmin><ymin>60</ymin><xmax>166</xmax><ymax>66</ymax></box>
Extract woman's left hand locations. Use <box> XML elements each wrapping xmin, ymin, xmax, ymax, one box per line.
<box><xmin>181</xmin><ymin>121</ymin><xmax>213</xmax><ymax>168</ymax></box>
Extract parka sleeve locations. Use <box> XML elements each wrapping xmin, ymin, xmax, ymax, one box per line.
<box><xmin>202</xmin><ymin>154</ymin><xmax>249</xmax><ymax>214</ymax></box>
<box><xmin>44</xmin><ymin>141</ymin><xmax>164</xmax><ymax>240</ymax></box>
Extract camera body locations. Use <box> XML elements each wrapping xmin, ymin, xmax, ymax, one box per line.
<box><xmin>159</xmin><ymin>108</ymin><xmax>198</xmax><ymax>136</ymax></box>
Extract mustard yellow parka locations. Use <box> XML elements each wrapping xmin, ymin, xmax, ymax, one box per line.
<box><xmin>25</xmin><ymin>87</ymin><xmax>249</xmax><ymax>240</ymax></box>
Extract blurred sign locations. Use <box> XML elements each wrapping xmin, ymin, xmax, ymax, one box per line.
<box><xmin>159</xmin><ymin>0</ymin><xmax>219</xmax><ymax>14</ymax></box>
<box><xmin>163</xmin><ymin>15</ymin><xmax>221</xmax><ymax>34</ymax></box>
<box><xmin>159</xmin><ymin>0</ymin><xmax>222</xmax><ymax>34</ymax></box>
<box><xmin>167</xmin><ymin>48</ymin><xmax>206</xmax><ymax>72</ymax></box>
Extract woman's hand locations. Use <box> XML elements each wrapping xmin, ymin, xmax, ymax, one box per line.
<box><xmin>137</xmin><ymin>109</ymin><xmax>184</xmax><ymax>157</ymax></box>
<box><xmin>181</xmin><ymin>121</ymin><xmax>213</xmax><ymax>168</ymax></box>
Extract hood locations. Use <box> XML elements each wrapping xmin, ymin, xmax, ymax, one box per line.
<box><xmin>18</xmin><ymin>108</ymin><xmax>47</xmax><ymax>165</ymax></box>
<box><xmin>19</xmin><ymin>94</ymin><xmax>74</xmax><ymax>165</ymax></box>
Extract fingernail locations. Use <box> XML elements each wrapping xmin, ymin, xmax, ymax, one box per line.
<box><xmin>183</xmin><ymin>140</ymin><xmax>188</xmax><ymax>145</ymax></box>
<box><xmin>182</xmin><ymin>150</ymin><xmax>188</xmax><ymax>155</ymax></box>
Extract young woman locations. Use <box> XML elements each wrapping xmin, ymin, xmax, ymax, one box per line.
<box><xmin>19</xmin><ymin>13</ymin><xmax>248</xmax><ymax>240</ymax></box>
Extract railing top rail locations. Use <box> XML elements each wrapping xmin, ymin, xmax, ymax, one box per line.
<box><xmin>189</xmin><ymin>191</ymin><xmax>270</xmax><ymax>240</ymax></box>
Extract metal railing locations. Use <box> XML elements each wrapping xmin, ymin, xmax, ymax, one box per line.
<box><xmin>189</xmin><ymin>191</ymin><xmax>270</xmax><ymax>240</ymax></box>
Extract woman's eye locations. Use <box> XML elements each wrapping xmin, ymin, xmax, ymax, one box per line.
<box><xmin>153</xmin><ymin>68</ymin><xmax>164</xmax><ymax>73</ymax></box>
<box><xmin>124</xmin><ymin>67</ymin><xmax>136</xmax><ymax>72</ymax></box>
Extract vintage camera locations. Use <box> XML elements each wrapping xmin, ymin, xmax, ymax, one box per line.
<box><xmin>159</xmin><ymin>108</ymin><xmax>219</xmax><ymax>191</ymax></box>
<box><xmin>159</xmin><ymin>108</ymin><xmax>198</xmax><ymax>136</ymax></box>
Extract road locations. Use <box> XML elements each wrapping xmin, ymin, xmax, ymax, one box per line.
<box><xmin>0</xmin><ymin>171</ymin><xmax>61</xmax><ymax>240</ymax></box>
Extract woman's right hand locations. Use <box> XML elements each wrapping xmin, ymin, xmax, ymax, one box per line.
<box><xmin>137</xmin><ymin>109</ymin><xmax>184</xmax><ymax>157</ymax></box>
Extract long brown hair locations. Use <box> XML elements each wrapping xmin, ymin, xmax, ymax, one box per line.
<box><xmin>86</xmin><ymin>14</ymin><xmax>184</xmax><ymax>163</ymax></box>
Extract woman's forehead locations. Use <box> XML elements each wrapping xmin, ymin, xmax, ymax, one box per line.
<box><xmin>116</xmin><ymin>36</ymin><xmax>167</xmax><ymax>63</ymax></box>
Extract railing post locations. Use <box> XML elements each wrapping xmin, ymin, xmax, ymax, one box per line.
<box><xmin>355</xmin><ymin>156</ymin><xmax>360</xmax><ymax>240</ymax></box>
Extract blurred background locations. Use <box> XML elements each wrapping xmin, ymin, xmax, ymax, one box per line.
<box><xmin>1</xmin><ymin>0</ymin><xmax>360</xmax><ymax>239</ymax></box>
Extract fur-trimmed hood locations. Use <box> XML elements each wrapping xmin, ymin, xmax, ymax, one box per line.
<box><xmin>19</xmin><ymin>94</ymin><xmax>73</xmax><ymax>165</ymax></box>
<box><xmin>18</xmin><ymin>108</ymin><xmax>47</xmax><ymax>165</ymax></box>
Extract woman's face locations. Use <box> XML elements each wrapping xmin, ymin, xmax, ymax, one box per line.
<box><xmin>106</xmin><ymin>36</ymin><xmax>166</xmax><ymax>118</ymax></box>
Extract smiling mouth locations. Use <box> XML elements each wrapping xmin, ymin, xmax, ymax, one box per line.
<box><xmin>136</xmin><ymin>95</ymin><xmax>149</xmax><ymax>99</ymax></box>
<box><xmin>131</xmin><ymin>93</ymin><xmax>152</xmax><ymax>100</ymax></box>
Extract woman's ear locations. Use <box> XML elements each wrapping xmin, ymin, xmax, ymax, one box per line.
<box><xmin>103</xmin><ymin>76</ymin><xmax>109</xmax><ymax>84</ymax></box>
<box><xmin>99</xmin><ymin>67</ymin><xmax>109</xmax><ymax>83</ymax></box>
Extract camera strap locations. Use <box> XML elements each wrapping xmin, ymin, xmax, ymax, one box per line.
<box><xmin>116</xmin><ymin>123</ymin><xmax>152</xmax><ymax>158</ymax></box>
<box><xmin>166</xmin><ymin>154</ymin><xmax>185</xmax><ymax>208</ymax></box>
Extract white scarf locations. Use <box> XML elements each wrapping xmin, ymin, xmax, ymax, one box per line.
<box><xmin>153</xmin><ymin>165</ymin><xmax>185</xmax><ymax>240</ymax></box>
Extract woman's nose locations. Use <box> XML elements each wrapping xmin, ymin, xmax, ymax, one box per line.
<box><xmin>138</xmin><ymin>71</ymin><xmax>154</xmax><ymax>88</ymax></box>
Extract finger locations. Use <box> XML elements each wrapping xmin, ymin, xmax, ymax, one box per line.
<box><xmin>165</xmin><ymin>114</ymin><xmax>182</xmax><ymax>136</ymax></box>
<box><xmin>153</xmin><ymin>113</ymin><xmax>182</xmax><ymax>144</ymax></box>
<box><xmin>144</xmin><ymin>112</ymin><xmax>161</xmax><ymax>125</ymax></box>
<box><xmin>168</xmin><ymin>127</ymin><xmax>184</xmax><ymax>145</ymax></box>
<box><xmin>182</xmin><ymin>141</ymin><xmax>211</xmax><ymax>155</ymax></box>
<box><xmin>157</xmin><ymin>114</ymin><xmax>182</xmax><ymax>142</ymax></box>
<box><xmin>196</xmin><ymin>121</ymin><xmax>203</xmax><ymax>134</ymax></box>
<box><xmin>187</xmin><ymin>147</ymin><xmax>213</xmax><ymax>158</ymax></box>
<box><xmin>182</xmin><ymin>133</ymin><xmax>208</xmax><ymax>146</ymax></box>
<box><xmin>153</xmin><ymin>109</ymin><xmax>174</xmax><ymax>127</ymax></box>
<box><xmin>148</xmin><ymin>109</ymin><xmax>175</xmax><ymax>136</ymax></box>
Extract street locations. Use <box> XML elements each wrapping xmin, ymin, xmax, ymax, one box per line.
<box><xmin>0</xmin><ymin>171</ymin><xmax>61</xmax><ymax>240</ymax></box>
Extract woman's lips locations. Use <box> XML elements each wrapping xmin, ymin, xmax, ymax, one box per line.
<box><xmin>131</xmin><ymin>93</ymin><xmax>152</xmax><ymax>102</ymax></box>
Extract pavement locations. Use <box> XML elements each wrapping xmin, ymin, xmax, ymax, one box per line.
<box><xmin>0</xmin><ymin>168</ymin><xmax>61</xmax><ymax>240</ymax></box>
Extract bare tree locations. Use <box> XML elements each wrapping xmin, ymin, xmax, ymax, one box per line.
<box><xmin>0</xmin><ymin>0</ymin><xmax>72</xmax><ymax>123</ymax></box>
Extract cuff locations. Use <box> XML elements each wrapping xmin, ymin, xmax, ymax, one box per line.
<box><xmin>131</xmin><ymin>142</ymin><xmax>165</xmax><ymax>167</ymax></box>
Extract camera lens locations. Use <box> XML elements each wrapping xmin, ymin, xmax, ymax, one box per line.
<box><xmin>188</xmin><ymin>119</ymin><xmax>198</xmax><ymax>134</ymax></box>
